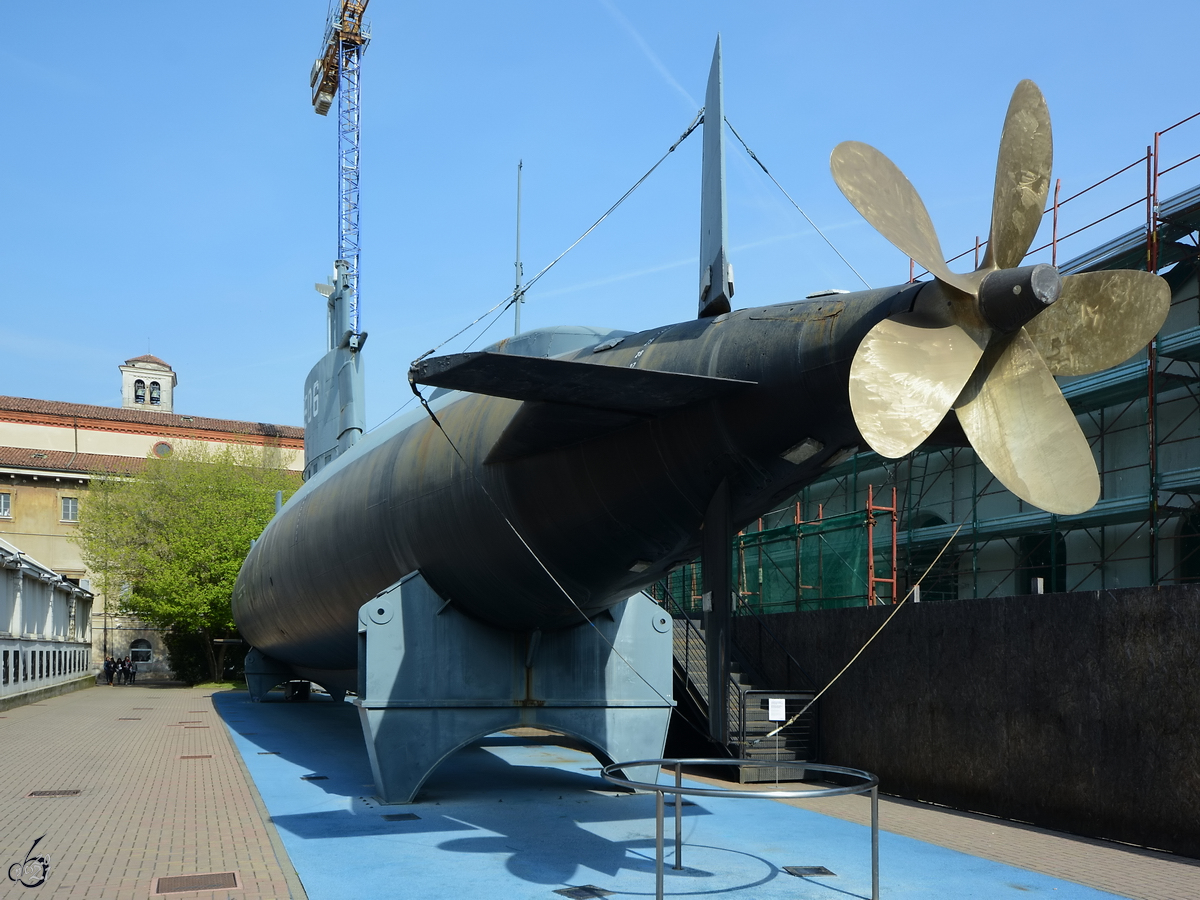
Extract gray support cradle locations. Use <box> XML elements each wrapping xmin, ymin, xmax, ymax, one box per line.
<box><xmin>354</xmin><ymin>572</ymin><xmax>675</xmax><ymax>804</ymax></box>
<box><xmin>244</xmin><ymin>647</ymin><xmax>293</xmax><ymax>701</ymax></box>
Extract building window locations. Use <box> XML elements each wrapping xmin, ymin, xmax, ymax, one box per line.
<box><xmin>61</xmin><ymin>497</ymin><xmax>79</xmax><ymax>522</ymax></box>
<box><xmin>130</xmin><ymin>639</ymin><xmax>152</xmax><ymax>663</ymax></box>
<box><xmin>0</xmin><ymin>492</ymin><xmax>8</xmax><ymax>517</ymax></box>
<box><xmin>153</xmin><ymin>441</ymin><xmax>172</xmax><ymax>458</ymax></box>
<box><xmin>134</xmin><ymin>379</ymin><xmax>146</xmax><ymax>403</ymax></box>
<box><xmin>149</xmin><ymin>381</ymin><xmax>161</xmax><ymax>405</ymax></box>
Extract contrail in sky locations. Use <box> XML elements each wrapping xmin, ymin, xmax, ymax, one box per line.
<box><xmin>599</xmin><ymin>0</ymin><xmax>699</xmax><ymax>111</ymax></box>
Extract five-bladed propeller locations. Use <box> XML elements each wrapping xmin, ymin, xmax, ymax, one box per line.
<box><xmin>833</xmin><ymin>80</ymin><xmax>1169</xmax><ymax>515</ymax></box>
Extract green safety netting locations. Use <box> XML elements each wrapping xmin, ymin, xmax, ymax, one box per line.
<box><xmin>653</xmin><ymin>510</ymin><xmax>892</xmax><ymax>615</ymax></box>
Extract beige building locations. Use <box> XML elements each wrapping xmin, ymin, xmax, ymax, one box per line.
<box><xmin>0</xmin><ymin>355</ymin><xmax>303</xmax><ymax>677</ymax></box>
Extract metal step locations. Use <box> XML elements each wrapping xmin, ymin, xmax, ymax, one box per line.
<box><xmin>737</xmin><ymin>763</ymin><xmax>811</xmax><ymax>784</ymax></box>
<box><xmin>669</xmin><ymin>613</ymin><xmax>816</xmax><ymax>778</ymax></box>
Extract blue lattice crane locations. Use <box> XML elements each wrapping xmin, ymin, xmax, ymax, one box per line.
<box><xmin>303</xmin><ymin>1</ymin><xmax>371</xmax><ymax>472</ymax></box>
<box><xmin>311</xmin><ymin>0</ymin><xmax>370</xmax><ymax>344</ymax></box>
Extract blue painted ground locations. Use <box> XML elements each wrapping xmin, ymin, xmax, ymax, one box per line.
<box><xmin>212</xmin><ymin>691</ymin><xmax>1129</xmax><ymax>900</ymax></box>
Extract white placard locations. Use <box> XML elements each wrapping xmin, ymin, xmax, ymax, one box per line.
<box><xmin>768</xmin><ymin>698</ymin><xmax>786</xmax><ymax>721</ymax></box>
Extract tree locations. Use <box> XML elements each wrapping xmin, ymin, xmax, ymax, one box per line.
<box><xmin>74</xmin><ymin>441</ymin><xmax>300</xmax><ymax>682</ymax></box>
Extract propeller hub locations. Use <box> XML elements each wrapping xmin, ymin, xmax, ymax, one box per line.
<box><xmin>978</xmin><ymin>264</ymin><xmax>1062</xmax><ymax>334</ymax></box>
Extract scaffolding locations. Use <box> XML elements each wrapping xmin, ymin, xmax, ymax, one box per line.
<box><xmin>796</xmin><ymin>109</ymin><xmax>1200</xmax><ymax>601</ymax></box>
<box><xmin>652</xmin><ymin>490</ymin><xmax>898</xmax><ymax>617</ymax></box>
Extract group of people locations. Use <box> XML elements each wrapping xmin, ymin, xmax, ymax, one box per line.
<box><xmin>103</xmin><ymin>655</ymin><xmax>138</xmax><ymax>685</ymax></box>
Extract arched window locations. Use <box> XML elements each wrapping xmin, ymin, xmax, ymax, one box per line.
<box><xmin>134</xmin><ymin>379</ymin><xmax>146</xmax><ymax>403</ymax></box>
<box><xmin>130</xmin><ymin>638</ymin><xmax>152</xmax><ymax>663</ymax></box>
<box><xmin>149</xmin><ymin>381</ymin><xmax>161</xmax><ymax>405</ymax></box>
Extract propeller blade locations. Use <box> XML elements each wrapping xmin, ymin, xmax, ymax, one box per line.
<box><xmin>831</xmin><ymin>141</ymin><xmax>975</xmax><ymax>295</ymax></box>
<box><xmin>954</xmin><ymin>330</ymin><xmax>1099</xmax><ymax>515</ymax></box>
<box><xmin>850</xmin><ymin>314</ymin><xmax>986</xmax><ymax>458</ymax></box>
<box><xmin>1024</xmin><ymin>269</ymin><xmax>1171</xmax><ymax>375</ymax></box>
<box><xmin>981</xmin><ymin>80</ymin><xmax>1053</xmax><ymax>271</ymax></box>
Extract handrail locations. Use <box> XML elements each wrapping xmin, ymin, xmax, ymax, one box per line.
<box><xmin>602</xmin><ymin>758</ymin><xmax>879</xmax><ymax>900</ymax></box>
<box><xmin>660</xmin><ymin>588</ymin><xmax>708</xmax><ymax>713</ymax></box>
<box><xmin>654</xmin><ymin>581</ymin><xmax>742</xmax><ymax>746</ymax></box>
<box><xmin>655</xmin><ymin>575</ymin><xmax>819</xmax><ymax>757</ymax></box>
<box><xmin>732</xmin><ymin>591</ymin><xmax>817</xmax><ymax>691</ymax></box>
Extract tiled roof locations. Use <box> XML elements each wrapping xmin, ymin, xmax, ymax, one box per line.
<box><xmin>123</xmin><ymin>354</ymin><xmax>171</xmax><ymax>368</ymax></box>
<box><xmin>0</xmin><ymin>446</ymin><xmax>144</xmax><ymax>477</ymax></box>
<box><xmin>0</xmin><ymin>396</ymin><xmax>303</xmax><ymax>440</ymax></box>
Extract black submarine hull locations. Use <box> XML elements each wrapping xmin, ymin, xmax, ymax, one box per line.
<box><xmin>232</xmin><ymin>287</ymin><xmax>915</xmax><ymax>672</ymax></box>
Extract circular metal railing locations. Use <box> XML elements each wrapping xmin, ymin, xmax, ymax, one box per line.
<box><xmin>601</xmin><ymin>758</ymin><xmax>880</xmax><ymax>900</ymax></box>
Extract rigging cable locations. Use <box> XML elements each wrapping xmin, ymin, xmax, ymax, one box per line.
<box><xmin>723</xmin><ymin>116</ymin><xmax>872</xmax><ymax>290</ymax></box>
<box><xmin>751</xmin><ymin>516</ymin><xmax>969</xmax><ymax>745</ymax></box>
<box><xmin>407</xmin><ymin>380</ymin><xmax>678</xmax><ymax>711</ymax></box>
<box><xmin>412</xmin><ymin>110</ymin><xmax>704</xmax><ymax>367</ymax></box>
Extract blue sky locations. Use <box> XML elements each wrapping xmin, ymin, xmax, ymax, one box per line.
<box><xmin>5</xmin><ymin>1</ymin><xmax>1199</xmax><ymax>429</ymax></box>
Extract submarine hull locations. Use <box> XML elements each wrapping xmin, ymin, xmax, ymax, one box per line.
<box><xmin>232</xmin><ymin>288</ymin><xmax>913</xmax><ymax>672</ymax></box>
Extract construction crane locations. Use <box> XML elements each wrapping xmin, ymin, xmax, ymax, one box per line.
<box><xmin>310</xmin><ymin>0</ymin><xmax>371</xmax><ymax>342</ymax></box>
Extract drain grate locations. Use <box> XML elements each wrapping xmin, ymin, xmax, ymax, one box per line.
<box><xmin>177</xmin><ymin>721</ymin><xmax>201</xmax><ymax>724</ymax></box>
<box><xmin>381</xmin><ymin>813</ymin><xmax>420</xmax><ymax>821</ymax></box>
<box><xmin>300</xmin><ymin>774</ymin><xmax>327</xmax><ymax>781</ymax></box>
<box><xmin>118</xmin><ymin>717</ymin><xmax>141</xmax><ymax>720</ymax></box>
<box><xmin>184</xmin><ymin>726</ymin><xmax>209</xmax><ymax>729</ymax></box>
<box><xmin>133</xmin><ymin>707</ymin><xmax>154</xmax><ymax>710</ymax></box>
<box><xmin>179</xmin><ymin>755</ymin><xmax>212</xmax><ymax>760</ymax></box>
<box><xmin>554</xmin><ymin>886</ymin><xmax>613</xmax><ymax>899</ymax></box>
<box><xmin>154</xmin><ymin>871</ymin><xmax>239</xmax><ymax>894</ymax></box>
<box><xmin>257</xmin><ymin>751</ymin><xmax>279</xmax><ymax>755</ymax></box>
<box><xmin>28</xmin><ymin>790</ymin><xmax>81</xmax><ymax>798</ymax></box>
<box><xmin>784</xmin><ymin>866</ymin><xmax>836</xmax><ymax>878</ymax></box>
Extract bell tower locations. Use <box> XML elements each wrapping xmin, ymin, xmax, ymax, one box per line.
<box><xmin>119</xmin><ymin>355</ymin><xmax>177</xmax><ymax>413</ymax></box>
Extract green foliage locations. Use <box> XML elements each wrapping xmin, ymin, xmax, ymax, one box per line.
<box><xmin>74</xmin><ymin>442</ymin><xmax>299</xmax><ymax>681</ymax></box>
<box><xmin>161</xmin><ymin>628</ymin><xmax>248</xmax><ymax>685</ymax></box>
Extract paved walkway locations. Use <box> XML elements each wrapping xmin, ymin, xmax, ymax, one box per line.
<box><xmin>687</xmin><ymin>771</ymin><xmax>1200</xmax><ymax>900</ymax></box>
<box><xmin>0</xmin><ymin>682</ymin><xmax>304</xmax><ymax>899</ymax></box>
<box><xmin>2</xmin><ymin>683</ymin><xmax>1199</xmax><ymax>899</ymax></box>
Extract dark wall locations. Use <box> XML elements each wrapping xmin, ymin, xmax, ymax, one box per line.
<box><xmin>732</xmin><ymin>586</ymin><xmax>1200</xmax><ymax>858</ymax></box>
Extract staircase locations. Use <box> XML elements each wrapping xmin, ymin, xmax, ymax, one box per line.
<box><xmin>670</xmin><ymin>614</ymin><xmax>817</xmax><ymax>782</ymax></box>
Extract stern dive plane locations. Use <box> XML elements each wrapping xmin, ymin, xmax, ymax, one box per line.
<box><xmin>233</xmin><ymin>43</ymin><xmax>1168</xmax><ymax>802</ymax></box>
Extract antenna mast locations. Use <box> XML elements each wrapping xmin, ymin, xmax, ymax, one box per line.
<box><xmin>513</xmin><ymin>160</ymin><xmax>524</xmax><ymax>336</ymax></box>
<box><xmin>311</xmin><ymin>0</ymin><xmax>371</xmax><ymax>343</ymax></box>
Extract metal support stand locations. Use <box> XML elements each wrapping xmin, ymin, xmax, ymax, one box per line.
<box><xmin>355</xmin><ymin>571</ymin><xmax>675</xmax><ymax>803</ymax></box>
<box><xmin>244</xmin><ymin>648</ymin><xmax>293</xmax><ymax>701</ymax></box>
<box><xmin>603</xmin><ymin>758</ymin><xmax>880</xmax><ymax>900</ymax></box>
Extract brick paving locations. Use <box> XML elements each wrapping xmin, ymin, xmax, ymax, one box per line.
<box><xmin>4</xmin><ymin>683</ymin><xmax>1200</xmax><ymax>899</ymax></box>
<box><xmin>0</xmin><ymin>682</ymin><xmax>305</xmax><ymax>899</ymax></box>
<box><xmin>687</xmin><ymin>770</ymin><xmax>1200</xmax><ymax>900</ymax></box>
